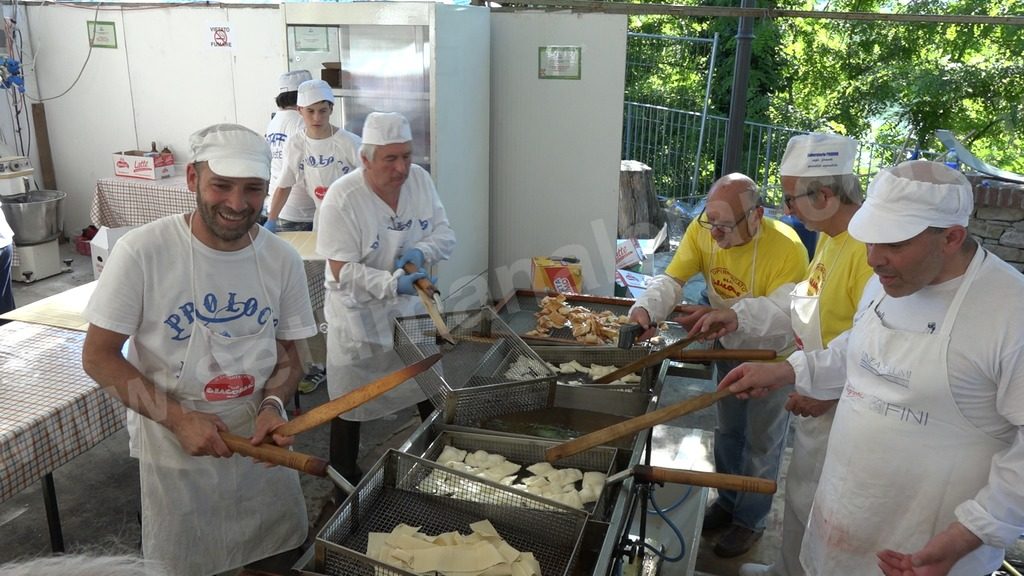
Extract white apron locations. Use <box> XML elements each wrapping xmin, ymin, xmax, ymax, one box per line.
<box><xmin>139</xmin><ymin>220</ymin><xmax>307</xmax><ymax>576</ymax></box>
<box><xmin>774</xmin><ymin>235</ymin><xmax>847</xmax><ymax>576</ymax></box>
<box><xmin>325</xmin><ymin>226</ymin><xmax>427</xmax><ymax>421</ymax></box>
<box><xmin>303</xmin><ymin>129</ymin><xmax>356</xmax><ymax>227</ymax></box>
<box><xmin>801</xmin><ymin>249</ymin><xmax>1007</xmax><ymax>576</ymax></box>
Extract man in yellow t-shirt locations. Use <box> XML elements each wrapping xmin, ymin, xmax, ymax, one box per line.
<box><xmin>695</xmin><ymin>134</ymin><xmax>874</xmax><ymax>576</ymax></box>
<box><xmin>629</xmin><ymin>173</ymin><xmax>808</xmax><ymax>558</ymax></box>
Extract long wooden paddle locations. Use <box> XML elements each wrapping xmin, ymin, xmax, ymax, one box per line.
<box><xmin>592</xmin><ymin>332</ymin><xmax>710</xmax><ymax>384</ymax></box>
<box><xmin>403</xmin><ymin>262</ymin><xmax>455</xmax><ymax>344</ymax></box>
<box><xmin>545</xmin><ymin>388</ymin><xmax>734</xmax><ymax>462</ymax></box>
<box><xmin>275</xmin><ymin>353</ymin><xmax>442</xmax><ymax>437</ymax></box>
<box><xmin>219</xmin><ymin>432</ymin><xmax>328</xmax><ymax>477</ymax></box>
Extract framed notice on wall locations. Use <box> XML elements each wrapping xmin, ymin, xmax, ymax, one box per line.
<box><xmin>294</xmin><ymin>26</ymin><xmax>329</xmax><ymax>53</ymax></box>
<box><xmin>538</xmin><ymin>46</ymin><xmax>581</xmax><ymax>80</ymax></box>
<box><xmin>87</xmin><ymin>21</ymin><xmax>117</xmax><ymax>49</ymax></box>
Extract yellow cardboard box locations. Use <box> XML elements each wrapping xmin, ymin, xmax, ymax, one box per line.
<box><xmin>531</xmin><ymin>256</ymin><xmax>583</xmax><ymax>294</ymax></box>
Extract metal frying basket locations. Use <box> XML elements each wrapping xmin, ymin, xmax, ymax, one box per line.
<box><xmin>533</xmin><ymin>346</ymin><xmax>658</xmax><ymax>392</ymax></box>
<box><xmin>420</xmin><ymin>429</ymin><xmax>619</xmax><ymax>519</ymax></box>
<box><xmin>393</xmin><ymin>306</ymin><xmax>558</xmax><ymax>424</ymax></box>
<box><xmin>316</xmin><ymin>449</ymin><xmax>588</xmax><ymax>576</ymax></box>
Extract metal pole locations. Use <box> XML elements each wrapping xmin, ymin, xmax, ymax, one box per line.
<box><xmin>723</xmin><ymin>0</ymin><xmax>755</xmax><ymax>175</ymax></box>
<box><xmin>690</xmin><ymin>32</ymin><xmax>719</xmax><ymax>198</ymax></box>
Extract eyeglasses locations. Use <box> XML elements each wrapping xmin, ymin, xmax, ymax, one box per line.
<box><xmin>698</xmin><ymin>207</ymin><xmax>754</xmax><ymax>232</ymax></box>
<box><xmin>783</xmin><ymin>190</ymin><xmax>817</xmax><ymax>208</ymax></box>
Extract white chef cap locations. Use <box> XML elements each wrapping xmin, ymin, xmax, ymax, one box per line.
<box><xmin>297</xmin><ymin>79</ymin><xmax>334</xmax><ymax>107</ymax></box>
<box><xmin>779</xmin><ymin>133</ymin><xmax>859</xmax><ymax>177</ymax></box>
<box><xmin>361</xmin><ymin>112</ymin><xmax>412</xmax><ymax>146</ymax></box>
<box><xmin>278</xmin><ymin>70</ymin><xmax>312</xmax><ymax>94</ymax></box>
<box><xmin>849</xmin><ymin>160</ymin><xmax>973</xmax><ymax>244</ymax></box>
<box><xmin>189</xmin><ymin>124</ymin><xmax>271</xmax><ymax>181</ymax></box>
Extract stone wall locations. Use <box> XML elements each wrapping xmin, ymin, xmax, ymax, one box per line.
<box><xmin>969</xmin><ymin>176</ymin><xmax>1024</xmax><ymax>273</ymax></box>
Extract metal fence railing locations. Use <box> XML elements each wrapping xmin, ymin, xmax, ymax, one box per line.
<box><xmin>622</xmin><ymin>101</ymin><xmax>937</xmax><ymax>207</ymax></box>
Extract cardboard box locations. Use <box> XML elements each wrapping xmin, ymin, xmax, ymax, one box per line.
<box><xmin>320</xmin><ymin>62</ymin><xmax>344</xmax><ymax>88</ymax></box>
<box><xmin>91</xmin><ymin>226</ymin><xmax>135</xmax><ymax>278</ymax></box>
<box><xmin>615</xmin><ymin>268</ymin><xmax>653</xmax><ymax>299</ymax></box>
<box><xmin>113</xmin><ymin>151</ymin><xmax>175</xmax><ymax>180</ymax></box>
<box><xmin>615</xmin><ymin>238</ymin><xmax>644</xmax><ymax>270</ymax></box>
<box><xmin>531</xmin><ymin>256</ymin><xmax>583</xmax><ymax>294</ymax></box>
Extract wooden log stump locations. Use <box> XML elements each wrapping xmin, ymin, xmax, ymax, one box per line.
<box><xmin>618</xmin><ymin>160</ymin><xmax>665</xmax><ymax>239</ymax></box>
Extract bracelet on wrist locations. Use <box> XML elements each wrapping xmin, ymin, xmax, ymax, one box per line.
<box><xmin>258</xmin><ymin>395</ymin><xmax>287</xmax><ymax>420</ymax></box>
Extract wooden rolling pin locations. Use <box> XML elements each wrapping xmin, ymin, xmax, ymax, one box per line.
<box><xmin>633</xmin><ymin>465</ymin><xmax>776</xmax><ymax>494</ymax></box>
<box><xmin>275</xmin><ymin>353</ymin><xmax>442</xmax><ymax>437</ymax></box>
<box><xmin>545</xmin><ymin>388</ymin><xmax>734</xmax><ymax>462</ymax></box>
<box><xmin>670</xmin><ymin>349</ymin><xmax>776</xmax><ymax>362</ymax></box>
<box><xmin>220</xmin><ymin>432</ymin><xmax>327</xmax><ymax>477</ymax></box>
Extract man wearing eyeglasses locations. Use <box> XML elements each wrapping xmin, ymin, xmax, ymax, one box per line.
<box><xmin>628</xmin><ymin>172</ymin><xmax>809</xmax><ymax>558</ymax></box>
<box><xmin>718</xmin><ymin>161</ymin><xmax>1024</xmax><ymax>576</ymax></box>
<box><xmin>694</xmin><ymin>133</ymin><xmax>874</xmax><ymax>576</ymax></box>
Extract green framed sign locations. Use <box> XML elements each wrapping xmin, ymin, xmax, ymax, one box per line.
<box><xmin>538</xmin><ymin>46</ymin><xmax>581</xmax><ymax>80</ymax></box>
<box><xmin>87</xmin><ymin>21</ymin><xmax>117</xmax><ymax>49</ymax></box>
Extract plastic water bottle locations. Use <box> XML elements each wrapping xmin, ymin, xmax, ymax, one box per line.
<box><xmin>945</xmin><ymin>150</ymin><xmax>960</xmax><ymax>171</ymax></box>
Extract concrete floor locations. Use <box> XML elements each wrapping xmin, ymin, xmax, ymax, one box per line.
<box><xmin>2</xmin><ymin>242</ymin><xmax>1020</xmax><ymax>575</ymax></box>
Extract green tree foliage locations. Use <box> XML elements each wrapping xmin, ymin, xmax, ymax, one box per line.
<box><xmin>628</xmin><ymin>0</ymin><xmax>1024</xmax><ymax>173</ymax></box>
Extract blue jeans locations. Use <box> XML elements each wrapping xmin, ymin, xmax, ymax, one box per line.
<box><xmin>0</xmin><ymin>243</ymin><xmax>14</xmax><ymax>321</ymax></box>
<box><xmin>277</xmin><ymin>218</ymin><xmax>313</xmax><ymax>232</ymax></box>
<box><xmin>712</xmin><ymin>352</ymin><xmax>791</xmax><ymax>531</ymax></box>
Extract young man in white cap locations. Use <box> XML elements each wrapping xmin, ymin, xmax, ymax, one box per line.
<box><xmin>694</xmin><ymin>133</ymin><xmax>874</xmax><ymax>575</ymax></box>
<box><xmin>627</xmin><ymin>173</ymin><xmax>809</xmax><ymax>558</ymax></box>
<box><xmin>316</xmin><ymin>111</ymin><xmax>455</xmax><ymax>485</ymax></box>
<box><xmin>82</xmin><ymin>124</ymin><xmax>317</xmax><ymax>576</ymax></box>
<box><xmin>719</xmin><ymin>160</ymin><xmax>1024</xmax><ymax>576</ymax></box>
<box><xmin>266</xmin><ymin>78</ymin><xmax>360</xmax><ymax>232</ymax></box>
<box><xmin>263</xmin><ymin>69</ymin><xmax>314</xmax><ymax>229</ymax></box>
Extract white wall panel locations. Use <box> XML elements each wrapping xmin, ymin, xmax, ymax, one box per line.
<box><xmin>489</xmin><ymin>11</ymin><xmax>626</xmax><ymax>297</ymax></box>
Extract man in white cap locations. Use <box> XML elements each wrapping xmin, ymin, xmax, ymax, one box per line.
<box><xmin>82</xmin><ymin>124</ymin><xmax>317</xmax><ymax>575</ymax></box>
<box><xmin>265</xmin><ymin>78</ymin><xmax>360</xmax><ymax>232</ymax></box>
<box><xmin>627</xmin><ymin>173</ymin><xmax>809</xmax><ymax>558</ymax></box>
<box><xmin>317</xmin><ymin>111</ymin><xmax>455</xmax><ymax>486</ymax></box>
<box><xmin>694</xmin><ymin>133</ymin><xmax>874</xmax><ymax>575</ymax></box>
<box><xmin>263</xmin><ymin>69</ymin><xmax>314</xmax><ymax>229</ymax></box>
<box><xmin>719</xmin><ymin>160</ymin><xmax>1024</xmax><ymax>576</ymax></box>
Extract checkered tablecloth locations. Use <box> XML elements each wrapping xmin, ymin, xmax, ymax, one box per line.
<box><xmin>91</xmin><ymin>175</ymin><xmax>194</xmax><ymax>228</ymax></box>
<box><xmin>90</xmin><ymin>176</ymin><xmax>325</xmax><ymax>311</ymax></box>
<box><xmin>0</xmin><ymin>322</ymin><xmax>124</xmax><ymax>503</ymax></box>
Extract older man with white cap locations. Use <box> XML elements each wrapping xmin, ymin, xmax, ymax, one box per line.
<box><xmin>266</xmin><ymin>78</ymin><xmax>360</xmax><ymax>232</ymax></box>
<box><xmin>317</xmin><ymin>111</ymin><xmax>455</xmax><ymax>486</ymax></box>
<box><xmin>82</xmin><ymin>124</ymin><xmax>317</xmax><ymax>575</ymax></box>
<box><xmin>694</xmin><ymin>133</ymin><xmax>874</xmax><ymax>575</ymax></box>
<box><xmin>263</xmin><ymin>69</ymin><xmax>314</xmax><ymax>229</ymax></box>
<box><xmin>719</xmin><ymin>160</ymin><xmax>1024</xmax><ymax>576</ymax></box>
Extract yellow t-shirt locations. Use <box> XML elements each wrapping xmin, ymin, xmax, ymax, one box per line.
<box><xmin>665</xmin><ymin>216</ymin><xmax>809</xmax><ymax>300</ymax></box>
<box><xmin>805</xmin><ymin>230</ymin><xmax>874</xmax><ymax>346</ymax></box>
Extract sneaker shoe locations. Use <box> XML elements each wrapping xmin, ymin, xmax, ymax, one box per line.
<box><xmin>701</xmin><ymin>503</ymin><xmax>733</xmax><ymax>533</ymax></box>
<box><xmin>298</xmin><ymin>367</ymin><xmax>326</xmax><ymax>394</ymax></box>
<box><xmin>713</xmin><ymin>525</ymin><xmax>763</xmax><ymax>558</ymax></box>
<box><xmin>739</xmin><ymin>562</ymin><xmax>776</xmax><ymax>576</ymax></box>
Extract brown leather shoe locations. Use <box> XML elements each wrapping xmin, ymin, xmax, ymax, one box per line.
<box><xmin>713</xmin><ymin>525</ymin><xmax>763</xmax><ymax>558</ymax></box>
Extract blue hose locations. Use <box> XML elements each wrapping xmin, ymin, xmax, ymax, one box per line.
<box><xmin>647</xmin><ymin>485</ymin><xmax>692</xmax><ymax>515</ymax></box>
<box><xmin>644</xmin><ymin>490</ymin><xmax>686</xmax><ymax>562</ymax></box>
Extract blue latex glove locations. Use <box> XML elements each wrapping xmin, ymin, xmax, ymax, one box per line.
<box><xmin>397</xmin><ymin>271</ymin><xmax>427</xmax><ymax>296</ymax></box>
<box><xmin>394</xmin><ymin>248</ymin><xmax>425</xmax><ymax>272</ymax></box>
<box><xmin>263</xmin><ymin>219</ymin><xmax>279</xmax><ymax>233</ymax></box>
